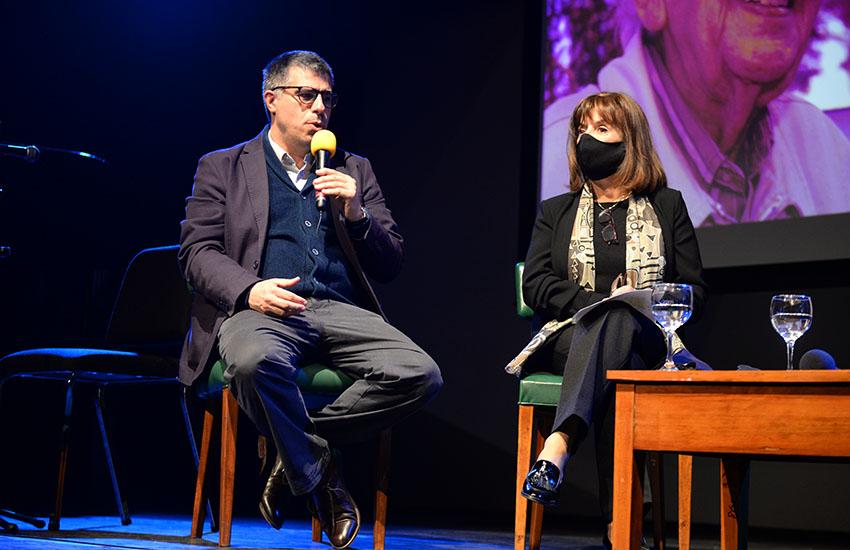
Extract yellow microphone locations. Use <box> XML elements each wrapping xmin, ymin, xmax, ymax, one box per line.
<box><xmin>310</xmin><ymin>129</ymin><xmax>337</xmax><ymax>209</ymax></box>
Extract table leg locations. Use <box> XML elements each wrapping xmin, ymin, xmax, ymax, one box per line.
<box><xmin>678</xmin><ymin>454</ymin><xmax>693</xmax><ymax>550</ymax></box>
<box><xmin>613</xmin><ymin>384</ymin><xmax>643</xmax><ymax>549</ymax></box>
<box><xmin>720</xmin><ymin>457</ymin><xmax>750</xmax><ymax>550</ymax></box>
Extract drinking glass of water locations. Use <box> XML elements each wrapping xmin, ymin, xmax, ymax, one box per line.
<box><xmin>651</xmin><ymin>283</ymin><xmax>693</xmax><ymax>371</ymax></box>
<box><xmin>770</xmin><ymin>294</ymin><xmax>812</xmax><ymax>370</ymax></box>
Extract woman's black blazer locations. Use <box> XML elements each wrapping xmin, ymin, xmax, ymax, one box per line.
<box><xmin>522</xmin><ymin>187</ymin><xmax>707</xmax><ymax>323</ymax></box>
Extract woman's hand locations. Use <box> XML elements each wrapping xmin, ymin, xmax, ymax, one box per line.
<box><xmin>610</xmin><ymin>284</ymin><xmax>635</xmax><ymax>297</ymax></box>
<box><xmin>609</xmin><ymin>272</ymin><xmax>636</xmax><ymax>297</ymax></box>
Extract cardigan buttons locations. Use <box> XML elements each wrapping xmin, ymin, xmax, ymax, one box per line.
<box><xmin>252</xmin><ymin>260</ymin><xmax>259</xmax><ymax>270</ymax></box>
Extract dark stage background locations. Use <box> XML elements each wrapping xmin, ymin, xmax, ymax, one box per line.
<box><xmin>1</xmin><ymin>0</ymin><xmax>848</xmax><ymax>537</ymax></box>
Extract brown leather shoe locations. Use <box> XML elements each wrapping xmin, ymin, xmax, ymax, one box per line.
<box><xmin>259</xmin><ymin>456</ymin><xmax>286</xmax><ymax>529</ymax></box>
<box><xmin>307</xmin><ymin>458</ymin><xmax>360</xmax><ymax>549</ymax></box>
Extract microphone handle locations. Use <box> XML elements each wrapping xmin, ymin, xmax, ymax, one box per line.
<box><xmin>316</xmin><ymin>150</ymin><xmax>329</xmax><ymax>209</ymax></box>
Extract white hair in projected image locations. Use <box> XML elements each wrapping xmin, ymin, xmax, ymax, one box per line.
<box><xmin>545</xmin><ymin>0</ymin><xmax>850</xmax><ymax>115</ymax></box>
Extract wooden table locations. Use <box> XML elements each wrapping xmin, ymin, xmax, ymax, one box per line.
<box><xmin>609</xmin><ymin>370</ymin><xmax>850</xmax><ymax>549</ymax></box>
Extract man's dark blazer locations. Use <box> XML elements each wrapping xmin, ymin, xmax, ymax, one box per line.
<box><xmin>178</xmin><ymin>128</ymin><xmax>403</xmax><ymax>386</ymax></box>
<box><xmin>522</xmin><ymin>187</ymin><xmax>706</xmax><ymax>324</ymax></box>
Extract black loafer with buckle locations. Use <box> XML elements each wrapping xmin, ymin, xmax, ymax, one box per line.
<box><xmin>521</xmin><ymin>459</ymin><xmax>562</xmax><ymax>507</ymax></box>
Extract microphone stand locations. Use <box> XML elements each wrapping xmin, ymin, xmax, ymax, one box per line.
<box><xmin>0</xmin><ymin>139</ymin><xmax>105</xmax><ymax>530</ymax></box>
<box><xmin>0</xmin><ymin>508</ymin><xmax>45</xmax><ymax>533</ymax></box>
<box><xmin>0</xmin><ymin>173</ymin><xmax>43</xmax><ymax>532</ymax></box>
<box><xmin>0</xmin><ymin>178</ymin><xmax>9</xmax><ymax>261</ymax></box>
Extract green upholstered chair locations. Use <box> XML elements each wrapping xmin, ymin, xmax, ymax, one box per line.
<box><xmin>189</xmin><ymin>348</ymin><xmax>391</xmax><ymax>548</ymax></box>
<box><xmin>513</xmin><ymin>262</ymin><xmax>564</xmax><ymax>550</ymax></box>
<box><xmin>512</xmin><ymin>263</ymin><xmax>669</xmax><ymax>550</ymax></box>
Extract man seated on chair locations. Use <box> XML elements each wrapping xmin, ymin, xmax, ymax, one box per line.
<box><xmin>178</xmin><ymin>50</ymin><xmax>443</xmax><ymax>550</ymax></box>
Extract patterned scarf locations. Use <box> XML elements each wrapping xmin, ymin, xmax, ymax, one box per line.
<box><xmin>568</xmin><ymin>184</ymin><xmax>665</xmax><ymax>292</ymax></box>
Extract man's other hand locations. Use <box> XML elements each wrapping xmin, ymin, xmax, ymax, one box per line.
<box><xmin>248</xmin><ymin>277</ymin><xmax>307</xmax><ymax>317</ymax></box>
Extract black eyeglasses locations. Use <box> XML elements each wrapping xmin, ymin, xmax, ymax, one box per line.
<box><xmin>272</xmin><ymin>86</ymin><xmax>338</xmax><ymax>108</ymax></box>
<box><xmin>598</xmin><ymin>208</ymin><xmax>618</xmax><ymax>245</ymax></box>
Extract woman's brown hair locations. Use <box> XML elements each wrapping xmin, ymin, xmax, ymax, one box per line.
<box><xmin>567</xmin><ymin>92</ymin><xmax>667</xmax><ymax>194</ymax></box>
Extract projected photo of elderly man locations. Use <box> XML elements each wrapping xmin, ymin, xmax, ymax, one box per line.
<box><xmin>541</xmin><ymin>0</ymin><xmax>850</xmax><ymax>227</ymax></box>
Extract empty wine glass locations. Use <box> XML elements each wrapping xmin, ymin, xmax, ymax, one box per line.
<box><xmin>651</xmin><ymin>283</ymin><xmax>693</xmax><ymax>371</ymax></box>
<box><xmin>770</xmin><ymin>294</ymin><xmax>812</xmax><ymax>370</ymax></box>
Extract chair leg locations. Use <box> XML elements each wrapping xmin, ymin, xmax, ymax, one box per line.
<box><xmin>219</xmin><ymin>388</ymin><xmax>239</xmax><ymax>547</ymax></box>
<box><xmin>515</xmin><ymin>404</ymin><xmax>534</xmax><ymax>550</ymax></box>
<box><xmin>49</xmin><ymin>375</ymin><xmax>75</xmax><ymax>531</ymax></box>
<box><xmin>647</xmin><ymin>452</ymin><xmax>665</xmax><ymax>550</ymax></box>
<box><xmin>94</xmin><ymin>386</ymin><xmax>131</xmax><ymax>526</ymax></box>
<box><xmin>183</xmin><ymin>389</ymin><xmax>217</xmax><ymax>533</ymax></box>
<box><xmin>529</xmin><ymin>418</ymin><xmax>545</xmax><ymax>550</ymax></box>
<box><xmin>191</xmin><ymin>403</ymin><xmax>215</xmax><ymax>538</ymax></box>
<box><xmin>312</xmin><ymin>516</ymin><xmax>322</xmax><ymax>542</ymax></box>
<box><xmin>630</xmin><ymin>453</ymin><xmax>648</xmax><ymax>547</ymax></box>
<box><xmin>373</xmin><ymin>428</ymin><xmax>391</xmax><ymax>550</ymax></box>
<box><xmin>678</xmin><ymin>454</ymin><xmax>693</xmax><ymax>550</ymax></box>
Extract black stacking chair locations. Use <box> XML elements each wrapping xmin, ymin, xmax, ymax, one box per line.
<box><xmin>0</xmin><ymin>245</ymin><xmax>212</xmax><ymax>530</ymax></box>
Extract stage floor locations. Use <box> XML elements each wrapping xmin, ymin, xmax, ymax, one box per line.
<box><xmin>0</xmin><ymin>515</ymin><xmax>847</xmax><ymax>549</ymax></box>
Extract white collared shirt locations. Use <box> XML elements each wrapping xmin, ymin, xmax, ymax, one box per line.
<box><xmin>267</xmin><ymin>131</ymin><xmax>313</xmax><ymax>191</ymax></box>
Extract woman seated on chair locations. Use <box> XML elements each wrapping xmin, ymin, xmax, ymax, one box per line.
<box><xmin>520</xmin><ymin>92</ymin><xmax>706</xmax><ymax>545</ymax></box>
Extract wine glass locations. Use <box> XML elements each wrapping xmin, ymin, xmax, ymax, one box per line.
<box><xmin>770</xmin><ymin>294</ymin><xmax>812</xmax><ymax>370</ymax></box>
<box><xmin>651</xmin><ymin>283</ymin><xmax>693</xmax><ymax>371</ymax></box>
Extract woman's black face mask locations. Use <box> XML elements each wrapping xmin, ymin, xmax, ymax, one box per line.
<box><xmin>576</xmin><ymin>133</ymin><xmax>626</xmax><ymax>181</ymax></box>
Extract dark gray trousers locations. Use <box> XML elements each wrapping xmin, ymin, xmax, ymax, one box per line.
<box><xmin>549</xmin><ymin>301</ymin><xmax>665</xmax><ymax>522</ymax></box>
<box><xmin>218</xmin><ymin>299</ymin><xmax>442</xmax><ymax>495</ymax></box>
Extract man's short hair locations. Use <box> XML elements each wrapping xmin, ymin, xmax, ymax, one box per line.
<box><xmin>262</xmin><ymin>50</ymin><xmax>335</xmax><ymax>93</ymax></box>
